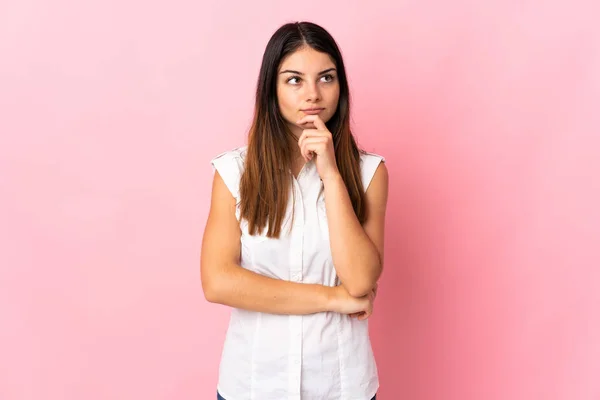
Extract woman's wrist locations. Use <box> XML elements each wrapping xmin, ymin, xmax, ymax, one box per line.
<box><xmin>320</xmin><ymin>171</ymin><xmax>343</xmax><ymax>186</ymax></box>
<box><xmin>324</xmin><ymin>285</ymin><xmax>340</xmax><ymax>312</ymax></box>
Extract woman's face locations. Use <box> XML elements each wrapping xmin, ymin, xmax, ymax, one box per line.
<box><xmin>277</xmin><ymin>46</ymin><xmax>340</xmax><ymax>139</ymax></box>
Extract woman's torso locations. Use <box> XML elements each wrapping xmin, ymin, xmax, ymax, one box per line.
<box><xmin>210</xmin><ymin>146</ymin><xmax>384</xmax><ymax>400</ymax></box>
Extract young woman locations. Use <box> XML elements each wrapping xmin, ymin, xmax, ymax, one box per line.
<box><xmin>201</xmin><ymin>21</ymin><xmax>388</xmax><ymax>400</ymax></box>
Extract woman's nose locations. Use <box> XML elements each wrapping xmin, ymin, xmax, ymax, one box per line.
<box><xmin>304</xmin><ymin>81</ymin><xmax>321</xmax><ymax>102</ymax></box>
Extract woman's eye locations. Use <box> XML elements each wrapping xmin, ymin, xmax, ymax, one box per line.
<box><xmin>287</xmin><ymin>74</ymin><xmax>335</xmax><ymax>85</ymax></box>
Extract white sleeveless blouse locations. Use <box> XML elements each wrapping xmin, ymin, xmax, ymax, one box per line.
<box><xmin>209</xmin><ymin>145</ymin><xmax>385</xmax><ymax>400</ymax></box>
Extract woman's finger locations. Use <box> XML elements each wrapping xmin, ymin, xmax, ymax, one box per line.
<box><xmin>299</xmin><ymin>137</ymin><xmax>328</xmax><ymax>160</ymax></box>
<box><xmin>296</xmin><ymin>114</ymin><xmax>328</xmax><ymax>131</ymax></box>
<box><xmin>297</xmin><ymin>129</ymin><xmax>318</xmax><ymax>151</ymax></box>
<box><xmin>357</xmin><ymin>309</ymin><xmax>371</xmax><ymax>320</ymax></box>
<box><xmin>297</xmin><ymin>129</ymin><xmax>328</xmax><ymax>152</ymax></box>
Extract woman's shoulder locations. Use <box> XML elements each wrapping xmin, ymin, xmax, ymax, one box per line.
<box><xmin>358</xmin><ymin>149</ymin><xmax>386</xmax><ymax>192</ymax></box>
<box><xmin>359</xmin><ymin>149</ymin><xmax>386</xmax><ymax>164</ymax></box>
<box><xmin>210</xmin><ymin>145</ymin><xmax>248</xmax><ymax>202</ymax></box>
<box><xmin>210</xmin><ymin>145</ymin><xmax>248</xmax><ymax>162</ymax></box>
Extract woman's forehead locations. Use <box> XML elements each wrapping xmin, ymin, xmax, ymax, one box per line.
<box><xmin>279</xmin><ymin>48</ymin><xmax>335</xmax><ymax>73</ymax></box>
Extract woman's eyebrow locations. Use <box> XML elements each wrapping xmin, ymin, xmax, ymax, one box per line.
<box><xmin>279</xmin><ymin>68</ymin><xmax>337</xmax><ymax>75</ymax></box>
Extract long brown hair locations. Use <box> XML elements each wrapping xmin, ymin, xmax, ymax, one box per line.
<box><xmin>239</xmin><ymin>21</ymin><xmax>367</xmax><ymax>238</ymax></box>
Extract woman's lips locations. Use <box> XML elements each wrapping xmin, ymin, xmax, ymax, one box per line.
<box><xmin>301</xmin><ymin>108</ymin><xmax>324</xmax><ymax>115</ymax></box>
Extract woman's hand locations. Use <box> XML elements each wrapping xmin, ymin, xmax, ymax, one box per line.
<box><xmin>328</xmin><ymin>283</ymin><xmax>376</xmax><ymax>321</ymax></box>
<box><xmin>296</xmin><ymin>115</ymin><xmax>340</xmax><ymax>182</ymax></box>
<box><xmin>348</xmin><ymin>282</ymin><xmax>378</xmax><ymax>320</ymax></box>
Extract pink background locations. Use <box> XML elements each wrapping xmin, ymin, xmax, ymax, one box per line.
<box><xmin>1</xmin><ymin>1</ymin><xmax>599</xmax><ymax>399</ymax></box>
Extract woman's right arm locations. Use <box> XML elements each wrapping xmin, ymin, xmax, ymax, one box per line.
<box><xmin>201</xmin><ymin>171</ymin><xmax>370</xmax><ymax>315</ymax></box>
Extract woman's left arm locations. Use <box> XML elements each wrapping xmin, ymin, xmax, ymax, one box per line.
<box><xmin>296</xmin><ymin>114</ymin><xmax>389</xmax><ymax>298</ymax></box>
<box><xmin>322</xmin><ymin>162</ymin><xmax>389</xmax><ymax>298</ymax></box>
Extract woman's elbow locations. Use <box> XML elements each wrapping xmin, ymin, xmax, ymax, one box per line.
<box><xmin>347</xmin><ymin>278</ymin><xmax>377</xmax><ymax>298</ymax></box>
<box><xmin>201</xmin><ymin>264</ymin><xmax>227</xmax><ymax>303</ymax></box>
<box><xmin>347</xmin><ymin>267</ymin><xmax>382</xmax><ymax>297</ymax></box>
<box><xmin>201</xmin><ymin>278</ymin><xmax>219</xmax><ymax>303</ymax></box>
